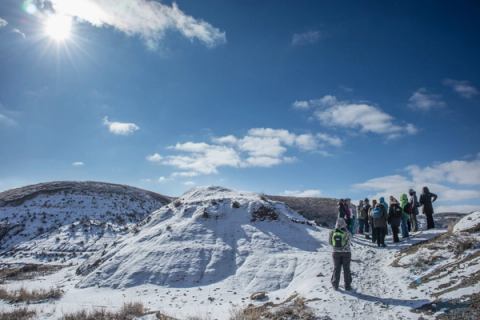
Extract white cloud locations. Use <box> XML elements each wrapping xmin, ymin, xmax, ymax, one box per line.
<box><xmin>147</xmin><ymin>128</ymin><xmax>339</xmax><ymax>176</ymax></box>
<box><xmin>443</xmin><ymin>79</ymin><xmax>479</xmax><ymax>99</ymax></box>
<box><xmin>72</xmin><ymin>161</ymin><xmax>85</xmax><ymax>166</ymax></box>
<box><xmin>406</xmin><ymin>159</ymin><xmax>480</xmax><ymax>185</ymax></box>
<box><xmin>184</xmin><ymin>180</ymin><xmax>196</xmax><ymax>186</ymax></box>
<box><xmin>292</xmin><ymin>30</ymin><xmax>323</xmax><ymax>46</ymax></box>
<box><xmin>41</xmin><ymin>0</ymin><xmax>226</xmax><ymax>48</ymax></box>
<box><xmin>353</xmin><ymin>156</ymin><xmax>480</xmax><ymax>209</ymax></box>
<box><xmin>211</xmin><ymin>135</ymin><xmax>238</xmax><ymax>145</ymax></box>
<box><xmin>284</xmin><ymin>189</ymin><xmax>322</xmax><ymax>197</ymax></box>
<box><xmin>297</xmin><ymin>95</ymin><xmax>416</xmax><ymax>138</ymax></box>
<box><xmin>103</xmin><ymin>116</ymin><xmax>139</xmax><ymax>135</ymax></box>
<box><xmin>292</xmin><ymin>100</ymin><xmax>311</xmax><ymax>110</ymax></box>
<box><xmin>146</xmin><ymin>153</ymin><xmax>163</xmax><ymax>163</ymax></box>
<box><xmin>408</xmin><ymin>88</ymin><xmax>446</xmax><ymax>111</ymax></box>
<box><xmin>12</xmin><ymin>28</ymin><xmax>26</xmax><ymax>38</ymax></box>
<box><xmin>0</xmin><ymin>17</ymin><xmax>7</xmax><ymax>28</ymax></box>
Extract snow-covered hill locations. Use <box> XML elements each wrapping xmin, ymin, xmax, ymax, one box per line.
<box><xmin>77</xmin><ymin>186</ymin><xmax>321</xmax><ymax>290</ymax></box>
<box><xmin>0</xmin><ymin>181</ymin><xmax>171</xmax><ymax>263</ymax></box>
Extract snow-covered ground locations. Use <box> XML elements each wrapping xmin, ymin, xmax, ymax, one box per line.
<box><xmin>0</xmin><ymin>185</ymin><xmax>478</xmax><ymax>319</ymax></box>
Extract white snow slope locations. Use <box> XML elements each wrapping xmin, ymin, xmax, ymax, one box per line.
<box><xmin>0</xmin><ymin>185</ymin><xmax>478</xmax><ymax>320</ymax></box>
<box><xmin>77</xmin><ymin>186</ymin><xmax>322</xmax><ymax>290</ymax></box>
<box><xmin>0</xmin><ymin>181</ymin><xmax>171</xmax><ymax>264</ymax></box>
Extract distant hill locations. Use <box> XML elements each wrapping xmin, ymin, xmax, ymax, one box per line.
<box><xmin>0</xmin><ymin>181</ymin><xmax>172</xmax><ymax>262</ymax></box>
<box><xmin>267</xmin><ymin>195</ymin><xmax>338</xmax><ymax>227</ymax></box>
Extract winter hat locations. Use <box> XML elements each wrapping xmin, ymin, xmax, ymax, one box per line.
<box><xmin>335</xmin><ymin>218</ymin><xmax>347</xmax><ymax>229</ymax></box>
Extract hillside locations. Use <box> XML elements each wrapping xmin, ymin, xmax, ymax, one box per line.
<box><xmin>76</xmin><ymin>186</ymin><xmax>321</xmax><ymax>289</ymax></box>
<box><xmin>0</xmin><ymin>181</ymin><xmax>172</xmax><ymax>263</ymax></box>
<box><xmin>0</xmin><ymin>184</ymin><xmax>478</xmax><ymax>320</ymax></box>
<box><xmin>267</xmin><ymin>195</ymin><xmax>338</xmax><ymax>227</ymax></box>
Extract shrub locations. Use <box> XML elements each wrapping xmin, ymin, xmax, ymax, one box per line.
<box><xmin>0</xmin><ymin>287</ymin><xmax>63</xmax><ymax>303</ymax></box>
<box><xmin>0</xmin><ymin>307</ymin><xmax>36</xmax><ymax>320</ymax></box>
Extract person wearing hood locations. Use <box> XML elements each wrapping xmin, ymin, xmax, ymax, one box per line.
<box><xmin>400</xmin><ymin>193</ymin><xmax>410</xmax><ymax>238</ymax></box>
<box><xmin>345</xmin><ymin>198</ymin><xmax>355</xmax><ymax>234</ymax></box>
<box><xmin>408</xmin><ymin>189</ymin><xmax>420</xmax><ymax>232</ymax></box>
<box><xmin>329</xmin><ymin>218</ymin><xmax>352</xmax><ymax>290</ymax></box>
<box><xmin>388</xmin><ymin>196</ymin><xmax>403</xmax><ymax>243</ymax></box>
<box><xmin>419</xmin><ymin>186</ymin><xmax>438</xmax><ymax>229</ymax></box>
<box><xmin>371</xmin><ymin>201</ymin><xmax>387</xmax><ymax>247</ymax></box>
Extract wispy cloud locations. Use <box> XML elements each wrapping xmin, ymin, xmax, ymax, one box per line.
<box><xmin>40</xmin><ymin>0</ymin><xmax>226</xmax><ymax>48</ymax></box>
<box><xmin>294</xmin><ymin>95</ymin><xmax>417</xmax><ymax>139</ymax></box>
<box><xmin>0</xmin><ymin>113</ymin><xmax>17</xmax><ymax>127</ymax></box>
<box><xmin>283</xmin><ymin>189</ymin><xmax>322</xmax><ymax>197</ymax></box>
<box><xmin>147</xmin><ymin>128</ymin><xmax>341</xmax><ymax>177</ymax></box>
<box><xmin>103</xmin><ymin>116</ymin><xmax>139</xmax><ymax>135</ymax></box>
<box><xmin>408</xmin><ymin>88</ymin><xmax>446</xmax><ymax>111</ymax></box>
<box><xmin>292</xmin><ymin>30</ymin><xmax>323</xmax><ymax>46</ymax></box>
<box><xmin>72</xmin><ymin>161</ymin><xmax>85</xmax><ymax>166</ymax></box>
<box><xmin>12</xmin><ymin>28</ymin><xmax>26</xmax><ymax>39</ymax></box>
<box><xmin>443</xmin><ymin>79</ymin><xmax>479</xmax><ymax>99</ymax></box>
<box><xmin>353</xmin><ymin>156</ymin><xmax>480</xmax><ymax>212</ymax></box>
<box><xmin>0</xmin><ymin>17</ymin><xmax>7</xmax><ymax>28</ymax></box>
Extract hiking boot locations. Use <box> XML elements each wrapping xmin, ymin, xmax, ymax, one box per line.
<box><xmin>381</xmin><ymin>244</ymin><xmax>387</xmax><ymax>247</ymax></box>
<box><xmin>345</xmin><ymin>286</ymin><xmax>353</xmax><ymax>291</ymax></box>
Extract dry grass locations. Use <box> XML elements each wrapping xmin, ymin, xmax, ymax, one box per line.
<box><xmin>230</xmin><ymin>295</ymin><xmax>322</xmax><ymax>320</ymax></box>
<box><xmin>61</xmin><ymin>302</ymin><xmax>175</xmax><ymax>320</ymax></box>
<box><xmin>0</xmin><ymin>264</ymin><xmax>63</xmax><ymax>283</ymax></box>
<box><xmin>0</xmin><ymin>286</ymin><xmax>62</xmax><ymax>303</ymax></box>
<box><xmin>0</xmin><ymin>307</ymin><xmax>36</xmax><ymax>320</ymax></box>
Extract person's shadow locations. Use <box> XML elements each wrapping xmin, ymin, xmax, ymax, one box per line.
<box><xmin>340</xmin><ymin>289</ymin><xmax>430</xmax><ymax>308</ymax></box>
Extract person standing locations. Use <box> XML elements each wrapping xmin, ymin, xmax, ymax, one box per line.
<box><xmin>329</xmin><ymin>219</ymin><xmax>352</xmax><ymax>290</ymax></box>
<box><xmin>388</xmin><ymin>196</ymin><xmax>402</xmax><ymax>243</ymax></box>
<box><xmin>363</xmin><ymin>198</ymin><xmax>371</xmax><ymax>239</ymax></box>
<box><xmin>419</xmin><ymin>186</ymin><xmax>438</xmax><ymax>229</ymax></box>
<box><xmin>379</xmin><ymin>197</ymin><xmax>389</xmax><ymax>235</ymax></box>
<box><xmin>357</xmin><ymin>200</ymin><xmax>365</xmax><ymax>234</ymax></box>
<box><xmin>400</xmin><ymin>194</ymin><xmax>410</xmax><ymax>239</ymax></box>
<box><xmin>369</xmin><ymin>199</ymin><xmax>377</xmax><ymax>243</ymax></box>
<box><xmin>372</xmin><ymin>201</ymin><xmax>387</xmax><ymax>247</ymax></box>
<box><xmin>408</xmin><ymin>189</ymin><xmax>420</xmax><ymax>232</ymax></box>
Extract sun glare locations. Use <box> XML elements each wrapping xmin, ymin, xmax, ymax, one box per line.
<box><xmin>45</xmin><ymin>14</ymin><xmax>72</xmax><ymax>42</ymax></box>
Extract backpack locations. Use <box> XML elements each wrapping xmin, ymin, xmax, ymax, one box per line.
<box><xmin>372</xmin><ymin>207</ymin><xmax>383</xmax><ymax>219</ymax></box>
<box><xmin>331</xmin><ymin>229</ymin><xmax>348</xmax><ymax>248</ymax></box>
<box><xmin>391</xmin><ymin>205</ymin><xmax>402</xmax><ymax>218</ymax></box>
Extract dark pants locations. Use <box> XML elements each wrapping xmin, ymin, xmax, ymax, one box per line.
<box><xmin>375</xmin><ymin>227</ymin><xmax>386</xmax><ymax>246</ymax></box>
<box><xmin>391</xmin><ymin>225</ymin><xmax>400</xmax><ymax>243</ymax></box>
<box><xmin>410</xmin><ymin>213</ymin><xmax>418</xmax><ymax>232</ymax></box>
<box><xmin>371</xmin><ymin>223</ymin><xmax>377</xmax><ymax>243</ymax></box>
<box><xmin>358</xmin><ymin>219</ymin><xmax>366</xmax><ymax>234</ymax></box>
<box><xmin>331</xmin><ymin>252</ymin><xmax>352</xmax><ymax>289</ymax></box>
<box><xmin>426</xmin><ymin>213</ymin><xmax>435</xmax><ymax>229</ymax></box>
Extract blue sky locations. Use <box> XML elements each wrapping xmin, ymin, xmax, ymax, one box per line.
<box><xmin>0</xmin><ymin>0</ymin><xmax>479</xmax><ymax>212</ymax></box>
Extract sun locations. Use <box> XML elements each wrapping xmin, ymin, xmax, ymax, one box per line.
<box><xmin>45</xmin><ymin>14</ymin><xmax>72</xmax><ymax>42</ymax></box>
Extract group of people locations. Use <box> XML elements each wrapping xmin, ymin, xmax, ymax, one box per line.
<box><xmin>329</xmin><ymin>186</ymin><xmax>438</xmax><ymax>290</ymax></box>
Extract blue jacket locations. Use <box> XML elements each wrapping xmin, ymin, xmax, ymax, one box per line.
<box><xmin>379</xmin><ymin>197</ymin><xmax>389</xmax><ymax>213</ymax></box>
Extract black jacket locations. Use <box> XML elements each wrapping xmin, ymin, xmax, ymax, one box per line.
<box><xmin>420</xmin><ymin>192</ymin><xmax>437</xmax><ymax>215</ymax></box>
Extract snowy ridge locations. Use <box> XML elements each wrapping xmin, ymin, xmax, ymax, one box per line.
<box><xmin>0</xmin><ymin>181</ymin><xmax>171</xmax><ymax>264</ymax></box>
<box><xmin>77</xmin><ymin>186</ymin><xmax>322</xmax><ymax>289</ymax></box>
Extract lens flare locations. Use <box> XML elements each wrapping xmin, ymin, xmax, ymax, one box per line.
<box><xmin>45</xmin><ymin>14</ymin><xmax>72</xmax><ymax>42</ymax></box>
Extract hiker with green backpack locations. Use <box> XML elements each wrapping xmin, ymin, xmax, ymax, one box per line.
<box><xmin>329</xmin><ymin>218</ymin><xmax>352</xmax><ymax>290</ymax></box>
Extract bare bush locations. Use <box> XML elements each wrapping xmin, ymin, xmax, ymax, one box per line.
<box><xmin>62</xmin><ymin>302</ymin><xmax>154</xmax><ymax>320</ymax></box>
<box><xmin>0</xmin><ymin>307</ymin><xmax>36</xmax><ymax>320</ymax></box>
<box><xmin>0</xmin><ymin>287</ymin><xmax>62</xmax><ymax>303</ymax></box>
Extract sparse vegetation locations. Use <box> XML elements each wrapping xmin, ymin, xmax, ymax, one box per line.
<box><xmin>0</xmin><ymin>286</ymin><xmax>63</xmax><ymax>303</ymax></box>
<box><xmin>0</xmin><ymin>307</ymin><xmax>36</xmax><ymax>320</ymax></box>
<box><xmin>61</xmin><ymin>302</ymin><xmax>176</xmax><ymax>320</ymax></box>
<box><xmin>0</xmin><ymin>264</ymin><xmax>63</xmax><ymax>283</ymax></box>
